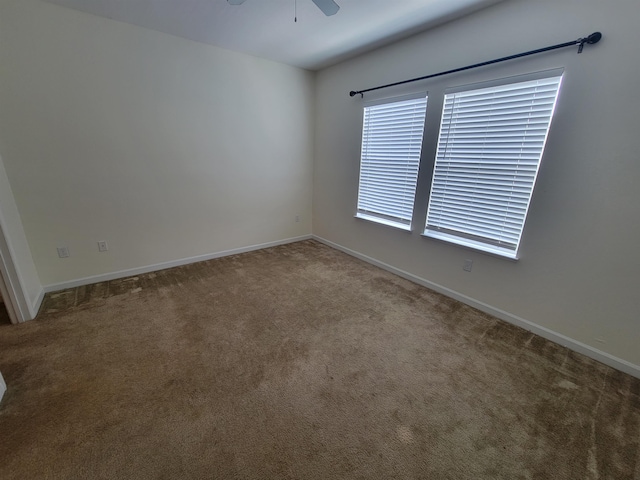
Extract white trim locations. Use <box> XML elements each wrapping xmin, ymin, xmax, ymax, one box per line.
<box><xmin>423</xmin><ymin>230</ymin><xmax>518</xmax><ymax>260</ymax></box>
<box><xmin>355</xmin><ymin>213</ymin><xmax>412</xmax><ymax>232</ymax></box>
<box><xmin>0</xmin><ymin>371</ymin><xmax>6</xmax><ymax>404</ymax></box>
<box><xmin>363</xmin><ymin>90</ymin><xmax>428</xmax><ymax>108</ymax></box>
<box><xmin>445</xmin><ymin>67</ymin><xmax>565</xmax><ymax>95</ymax></box>
<box><xmin>313</xmin><ymin>235</ymin><xmax>640</xmax><ymax>380</ymax></box>
<box><xmin>0</xmin><ymin>268</ymin><xmax>19</xmax><ymax>324</ymax></box>
<box><xmin>0</xmin><ymin>216</ymin><xmax>33</xmax><ymax>323</ymax></box>
<box><xmin>43</xmin><ymin>235</ymin><xmax>313</xmax><ymax>293</ymax></box>
<box><xmin>29</xmin><ymin>288</ymin><xmax>45</xmax><ymax>318</ymax></box>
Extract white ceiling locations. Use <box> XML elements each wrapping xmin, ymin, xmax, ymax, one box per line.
<box><xmin>41</xmin><ymin>0</ymin><xmax>504</xmax><ymax>70</ymax></box>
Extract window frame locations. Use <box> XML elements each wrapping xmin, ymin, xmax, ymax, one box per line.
<box><xmin>422</xmin><ymin>70</ymin><xmax>564</xmax><ymax>259</ymax></box>
<box><xmin>355</xmin><ymin>92</ymin><xmax>428</xmax><ymax>232</ymax></box>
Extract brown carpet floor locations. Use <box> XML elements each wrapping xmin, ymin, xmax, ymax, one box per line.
<box><xmin>0</xmin><ymin>240</ymin><xmax>638</xmax><ymax>479</ymax></box>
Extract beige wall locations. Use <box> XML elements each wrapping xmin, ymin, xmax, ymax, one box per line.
<box><xmin>0</xmin><ymin>0</ymin><xmax>314</xmax><ymax>286</ymax></box>
<box><xmin>314</xmin><ymin>0</ymin><xmax>640</xmax><ymax>367</ymax></box>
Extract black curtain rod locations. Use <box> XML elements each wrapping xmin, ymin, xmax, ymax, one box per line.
<box><xmin>349</xmin><ymin>32</ymin><xmax>602</xmax><ymax>98</ymax></box>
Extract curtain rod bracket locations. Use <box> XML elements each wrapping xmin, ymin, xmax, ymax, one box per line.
<box><xmin>349</xmin><ymin>31</ymin><xmax>602</xmax><ymax>98</ymax></box>
<box><xmin>578</xmin><ymin>31</ymin><xmax>602</xmax><ymax>53</ymax></box>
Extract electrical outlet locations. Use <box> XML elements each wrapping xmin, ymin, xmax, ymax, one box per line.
<box><xmin>463</xmin><ymin>259</ymin><xmax>473</xmax><ymax>272</ymax></box>
<box><xmin>295</xmin><ymin>215</ymin><xmax>300</xmax><ymax>223</ymax></box>
<box><xmin>57</xmin><ymin>247</ymin><xmax>70</xmax><ymax>258</ymax></box>
<box><xmin>98</xmin><ymin>241</ymin><xmax>108</xmax><ymax>252</ymax></box>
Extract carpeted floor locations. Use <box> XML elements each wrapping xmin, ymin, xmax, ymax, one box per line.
<box><xmin>0</xmin><ymin>240</ymin><xmax>638</xmax><ymax>479</ymax></box>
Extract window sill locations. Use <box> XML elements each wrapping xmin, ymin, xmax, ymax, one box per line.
<box><xmin>422</xmin><ymin>230</ymin><xmax>519</xmax><ymax>261</ymax></box>
<box><xmin>355</xmin><ymin>213</ymin><xmax>412</xmax><ymax>232</ymax></box>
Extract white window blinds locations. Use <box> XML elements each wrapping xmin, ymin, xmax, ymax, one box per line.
<box><xmin>356</xmin><ymin>94</ymin><xmax>428</xmax><ymax>230</ymax></box>
<box><xmin>424</xmin><ymin>74</ymin><xmax>563</xmax><ymax>258</ymax></box>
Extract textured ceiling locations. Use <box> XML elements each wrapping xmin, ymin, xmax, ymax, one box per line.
<box><xmin>41</xmin><ymin>0</ymin><xmax>504</xmax><ymax>70</ymax></box>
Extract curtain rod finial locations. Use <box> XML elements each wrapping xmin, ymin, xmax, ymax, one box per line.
<box><xmin>587</xmin><ymin>32</ymin><xmax>602</xmax><ymax>44</ymax></box>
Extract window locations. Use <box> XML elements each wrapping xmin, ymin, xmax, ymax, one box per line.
<box><xmin>356</xmin><ymin>93</ymin><xmax>428</xmax><ymax>230</ymax></box>
<box><xmin>424</xmin><ymin>73</ymin><xmax>563</xmax><ymax>258</ymax></box>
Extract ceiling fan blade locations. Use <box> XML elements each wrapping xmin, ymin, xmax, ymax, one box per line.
<box><xmin>311</xmin><ymin>0</ymin><xmax>340</xmax><ymax>16</ymax></box>
<box><xmin>227</xmin><ymin>0</ymin><xmax>246</xmax><ymax>5</ymax></box>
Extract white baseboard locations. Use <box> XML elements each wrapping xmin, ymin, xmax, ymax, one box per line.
<box><xmin>0</xmin><ymin>371</ymin><xmax>6</xmax><ymax>404</ymax></box>
<box><xmin>43</xmin><ymin>235</ymin><xmax>313</xmax><ymax>293</ymax></box>
<box><xmin>29</xmin><ymin>288</ymin><xmax>45</xmax><ymax>319</ymax></box>
<box><xmin>313</xmin><ymin>235</ymin><xmax>640</xmax><ymax>380</ymax></box>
